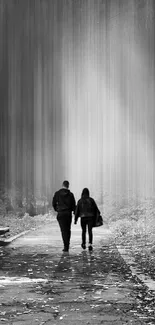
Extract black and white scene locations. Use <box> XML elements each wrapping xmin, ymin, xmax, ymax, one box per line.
<box><xmin>0</xmin><ymin>0</ymin><xmax>155</xmax><ymax>324</ymax></box>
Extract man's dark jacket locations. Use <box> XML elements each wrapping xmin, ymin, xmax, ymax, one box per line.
<box><xmin>52</xmin><ymin>188</ymin><xmax>76</xmax><ymax>214</ymax></box>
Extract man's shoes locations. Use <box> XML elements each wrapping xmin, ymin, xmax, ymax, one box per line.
<box><xmin>62</xmin><ymin>247</ymin><xmax>69</xmax><ymax>252</ymax></box>
<box><xmin>88</xmin><ymin>245</ymin><xmax>93</xmax><ymax>251</ymax></box>
<box><xmin>81</xmin><ymin>243</ymin><xmax>86</xmax><ymax>249</ymax></box>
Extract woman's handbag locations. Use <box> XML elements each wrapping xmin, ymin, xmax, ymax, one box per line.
<box><xmin>93</xmin><ymin>213</ymin><xmax>103</xmax><ymax>227</ymax></box>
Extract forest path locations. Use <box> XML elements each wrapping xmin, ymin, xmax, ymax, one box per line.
<box><xmin>0</xmin><ymin>220</ymin><xmax>154</xmax><ymax>324</ymax></box>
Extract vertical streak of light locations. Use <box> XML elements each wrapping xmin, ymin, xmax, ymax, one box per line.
<box><xmin>0</xmin><ymin>0</ymin><xmax>155</xmax><ymax>205</ymax></box>
<box><xmin>0</xmin><ymin>1</ymin><xmax>9</xmax><ymax>189</ymax></box>
<box><xmin>8</xmin><ymin>3</ymin><xmax>16</xmax><ymax>192</ymax></box>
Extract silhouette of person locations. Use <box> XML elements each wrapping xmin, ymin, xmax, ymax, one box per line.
<box><xmin>52</xmin><ymin>180</ymin><xmax>76</xmax><ymax>252</ymax></box>
<box><xmin>74</xmin><ymin>188</ymin><xmax>100</xmax><ymax>251</ymax></box>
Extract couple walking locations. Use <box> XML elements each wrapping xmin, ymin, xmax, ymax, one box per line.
<box><xmin>52</xmin><ymin>180</ymin><xmax>100</xmax><ymax>252</ymax></box>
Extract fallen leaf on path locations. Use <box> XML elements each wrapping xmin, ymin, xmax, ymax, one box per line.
<box><xmin>0</xmin><ymin>312</ymin><xmax>6</xmax><ymax>316</ymax></box>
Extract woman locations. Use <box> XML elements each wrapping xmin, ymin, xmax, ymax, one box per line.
<box><xmin>74</xmin><ymin>188</ymin><xmax>100</xmax><ymax>251</ymax></box>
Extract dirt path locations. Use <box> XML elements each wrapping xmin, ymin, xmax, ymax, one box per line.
<box><xmin>0</xmin><ymin>221</ymin><xmax>154</xmax><ymax>324</ymax></box>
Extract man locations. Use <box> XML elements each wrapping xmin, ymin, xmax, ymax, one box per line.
<box><xmin>52</xmin><ymin>180</ymin><xmax>76</xmax><ymax>252</ymax></box>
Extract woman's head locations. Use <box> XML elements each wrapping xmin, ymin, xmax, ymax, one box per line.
<box><xmin>81</xmin><ymin>188</ymin><xmax>90</xmax><ymax>198</ymax></box>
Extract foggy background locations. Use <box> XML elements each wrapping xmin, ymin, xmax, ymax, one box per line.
<box><xmin>0</xmin><ymin>0</ymin><xmax>155</xmax><ymax>204</ymax></box>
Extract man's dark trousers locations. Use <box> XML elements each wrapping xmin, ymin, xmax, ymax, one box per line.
<box><xmin>57</xmin><ymin>212</ymin><xmax>72</xmax><ymax>251</ymax></box>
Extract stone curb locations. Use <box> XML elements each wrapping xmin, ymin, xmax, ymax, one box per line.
<box><xmin>116</xmin><ymin>245</ymin><xmax>155</xmax><ymax>291</ymax></box>
<box><xmin>107</xmin><ymin>227</ymin><xmax>155</xmax><ymax>292</ymax></box>
<box><xmin>0</xmin><ymin>218</ymin><xmax>56</xmax><ymax>246</ymax></box>
<box><xmin>0</xmin><ymin>229</ymin><xmax>33</xmax><ymax>246</ymax></box>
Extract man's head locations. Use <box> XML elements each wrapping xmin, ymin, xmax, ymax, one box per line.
<box><xmin>62</xmin><ymin>180</ymin><xmax>69</xmax><ymax>189</ymax></box>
